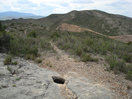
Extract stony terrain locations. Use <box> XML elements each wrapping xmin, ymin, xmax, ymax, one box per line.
<box><xmin>40</xmin><ymin>42</ymin><xmax>132</xmax><ymax>99</ymax></box>
<box><xmin>0</xmin><ymin>54</ymin><xmax>64</xmax><ymax>99</ymax></box>
<box><xmin>0</xmin><ymin>52</ymin><xmax>116</xmax><ymax>99</ymax></box>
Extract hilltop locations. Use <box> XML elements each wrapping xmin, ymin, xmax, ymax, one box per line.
<box><xmin>37</xmin><ymin>10</ymin><xmax>132</xmax><ymax>36</ymax></box>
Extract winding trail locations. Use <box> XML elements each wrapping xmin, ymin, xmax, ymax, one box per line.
<box><xmin>40</xmin><ymin>42</ymin><xmax>132</xmax><ymax>99</ymax></box>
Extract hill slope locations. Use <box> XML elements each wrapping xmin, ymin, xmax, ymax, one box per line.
<box><xmin>38</xmin><ymin>10</ymin><xmax>132</xmax><ymax>36</ymax></box>
<box><xmin>2</xmin><ymin>10</ymin><xmax>132</xmax><ymax>36</ymax></box>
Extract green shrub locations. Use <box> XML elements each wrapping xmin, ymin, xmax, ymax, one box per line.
<box><xmin>12</xmin><ymin>61</ymin><xmax>17</xmax><ymax>65</ymax></box>
<box><xmin>27</xmin><ymin>47</ymin><xmax>38</xmax><ymax>57</ymax></box>
<box><xmin>127</xmin><ymin>41</ymin><xmax>132</xmax><ymax>45</ymax></box>
<box><xmin>35</xmin><ymin>58</ymin><xmax>42</xmax><ymax>63</ymax></box>
<box><xmin>81</xmin><ymin>53</ymin><xmax>98</xmax><ymax>62</ymax></box>
<box><xmin>46</xmin><ymin>61</ymin><xmax>52</xmax><ymax>67</ymax></box>
<box><xmin>7</xmin><ymin>66</ymin><xmax>12</xmax><ymax>73</ymax></box>
<box><xmin>51</xmin><ymin>32</ymin><xmax>60</xmax><ymax>40</ymax></box>
<box><xmin>10</xmin><ymin>37</ymin><xmax>38</xmax><ymax>57</ymax></box>
<box><xmin>25</xmin><ymin>54</ymin><xmax>36</xmax><ymax>60</ymax></box>
<box><xmin>27</xmin><ymin>31</ymin><xmax>37</xmax><ymax>38</ymax></box>
<box><xmin>12</xmin><ymin>84</ymin><xmax>16</xmax><ymax>87</ymax></box>
<box><xmin>75</xmin><ymin>47</ymin><xmax>83</xmax><ymax>56</ymax></box>
<box><xmin>4</xmin><ymin>55</ymin><xmax>18</xmax><ymax>65</ymax></box>
<box><xmin>126</xmin><ymin>71</ymin><xmax>132</xmax><ymax>81</ymax></box>
<box><xmin>10</xmin><ymin>23</ymin><xmax>15</xmax><ymax>26</ymax></box>
<box><xmin>16</xmin><ymin>77</ymin><xmax>21</xmax><ymax>81</ymax></box>
<box><xmin>127</xmin><ymin>85</ymin><xmax>131</xmax><ymax>90</ymax></box>
<box><xmin>106</xmin><ymin>55</ymin><xmax>126</xmax><ymax>73</ymax></box>
<box><xmin>0</xmin><ymin>22</ymin><xmax>5</xmax><ymax>31</ymax></box>
<box><xmin>122</xmin><ymin>54</ymin><xmax>132</xmax><ymax>63</ymax></box>
<box><xmin>4</xmin><ymin>55</ymin><xmax>12</xmax><ymax>65</ymax></box>
<box><xmin>124</xmin><ymin>64</ymin><xmax>132</xmax><ymax>73</ymax></box>
<box><xmin>0</xmin><ymin>32</ymin><xmax>11</xmax><ymax>51</ymax></box>
<box><xmin>25</xmin><ymin>54</ymin><xmax>31</xmax><ymax>60</ymax></box>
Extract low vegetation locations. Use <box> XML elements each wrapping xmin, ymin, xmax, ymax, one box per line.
<box><xmin>35</xmin><ymin>58</ymin><xmax>42</xmax><ymax>63</ymax></box>
<box><xmin>4</xmin><ymin>55</ymin><xmax>17</xmax><ymax>65</ymax></box>
<box><xmin>0</xmin><ymin>18</ymin><xmax>132</xmax><ymax>81</ymax></box>
<box><xmin>105</xmin><ymin>55</ymin><xmax>126</xmax><ymax>73</ymax></box>
<box><xmin>80</xmin><ymin>53</ymin><xmax>98</xmax><ymax>62</ymax></box>
<box><xmin>52</xmin><ymin>31</ymin><xmax>132</xmax><ymax>80</ymax></box>
<box><xmin>7</xmin><ymin>66</ymin><xmax>12</xmax><ymax>73</ymax></box>
<box><xmin>4</xmin><ymin>55</ymin><xmax>12</xmax><ymax>65</ymax></box>
<box><xmin>27</xmin><ymin>31</ymin><xmax>37</xmax><ymax>38</ymax></box>
<box><xmin>12</xmin><ymin>84</ymin><xmax>16</xmax><ymax>87</ymax></box>
<box><xmin>126</xmin><ymin>71</ymin><xmax>132</xmax><ymax>80</ymax></box>
<box><xmin>0</xmin><ymin>21</ymin><xmax>54</xmax><ymax>60</ymax></box>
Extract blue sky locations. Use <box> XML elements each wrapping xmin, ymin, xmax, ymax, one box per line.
<box><xmin>0</xmin><ymin>0</ymin><xmax>132</xmax><ymax>17</ymax></box>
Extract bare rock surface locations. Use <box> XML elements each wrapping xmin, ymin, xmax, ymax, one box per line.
<box><xmin>0</xmin><ymin>53</ymin><xmax>115</xmax><ymax>99</ymax></box>
<box><xmin>66</xmin><ymin>72</ymin><xmax>113</xmax><ymax>99</ymax></box>
<box><xmin>0</xmin><ymin>54</ymin><xmax>64</xmax><ymax>99</ymax></box>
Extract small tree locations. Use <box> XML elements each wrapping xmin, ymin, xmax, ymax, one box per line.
<box><xmin>27</xmin><ymin>31</ymin><xmax>37</xmax><ymax>38</ymax></box>
<box><xmin>0</xmin><ymin>22</ymin><xmax>11</xmax><ymax>52</ymax></box>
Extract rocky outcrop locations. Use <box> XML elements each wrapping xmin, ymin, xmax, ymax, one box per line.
<box><xmin>0</xmin><ymin>54</ymin><xmax>64</xmax><ymax>99</ymax></box>
<box><xmin>0</xmin><ymin>53</ymin><xmax>114</xmax><ymax>99</ymax></box>
<box><xmin>66</xmin><ymin>72</ymin><xmax>113</xmax><ymax>99</ymax></box>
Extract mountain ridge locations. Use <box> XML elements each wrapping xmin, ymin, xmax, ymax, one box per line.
<box><xmin>2</xmin><ymin>10</ymin><xmax>132</xmax><ymax>36</ymax></box>
<box><xmin>36</xmin><ymin>10</ymin><xmax>132</xmax><ymax>36</ymax></box>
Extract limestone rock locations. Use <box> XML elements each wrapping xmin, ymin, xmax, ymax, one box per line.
<box><xmin>66</xmin><ymin>73</ymin><xmax>114</xmax><ymax>99</ymax></box>
<box><xmin>0</xmin><ymin>54</ymin><xmax>64</xmax><ymax>99</ymax></box>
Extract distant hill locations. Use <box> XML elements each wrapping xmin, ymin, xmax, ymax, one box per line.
<box><xmin>2</xmin><ymin>10</ymin><xmax>132</xmax><ymax>36</ymax></box>
<box><xmin>0</xmin><ymin>11</ymin><xmax>43</xmax><ymax>20</ymax></box>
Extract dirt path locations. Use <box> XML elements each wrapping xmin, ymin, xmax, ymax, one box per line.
<box><xmin>57</xmin><ymin>23</ymin><xmax>132</xmax><ymax>43</ymax></box>
<box><xmin>40</xmin><ymin>42</ymin><xmax>132</xmax><ymax>99</ymax></box>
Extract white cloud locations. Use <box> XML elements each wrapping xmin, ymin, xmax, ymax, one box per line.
<box><xmin>0</xmin><ymin>0</ymin><xmax>132</xmax><ymax>17</ymax></box>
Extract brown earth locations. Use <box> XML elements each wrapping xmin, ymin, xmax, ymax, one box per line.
<box><xmin>109</xmin><ymin>35</ymin><xmax>132</xmax><ymax>43</ymax></box>
<box><xmin>57</xmin><ymin>23</ymin><xmax>132</xmax><ymax>43</ymax></box>
<box><xmin>56</xmin><ymin>23</ymin><xmax>88</xmax><ymax>32</ymax></box>
<box><xmin>40</xmin><ymin>42</ymin><xmax>132</xmax><ymax>99</ymax></box>
<box><xmin>56</xmin><ymin>23</ymin><xmax>106</xmax><ymax>36</ymax></box>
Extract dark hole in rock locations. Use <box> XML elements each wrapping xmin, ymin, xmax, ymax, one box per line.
<box><xmin>52</xmin><ymin>76</ymin><xmax>65</xmax><ymax>84</ymax></box>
